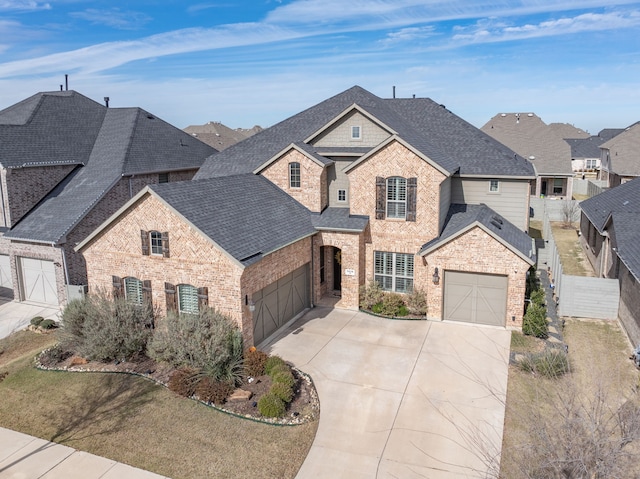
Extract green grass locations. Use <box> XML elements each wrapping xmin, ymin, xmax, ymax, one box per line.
<box><xmin>0</xmin><ymin>331</ymin><xmax>317</xmax><ymax>479</ymax></box>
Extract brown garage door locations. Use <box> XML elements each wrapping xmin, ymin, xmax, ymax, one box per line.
<box><xmin>252</xmin><ymin>263</ymin><xmax>310</xmax><ymax>345</ymax></box>
<box><xmin>443</xmin><ymin>271</ymin><xmax>507</xmax><ymax>326</ymax></box>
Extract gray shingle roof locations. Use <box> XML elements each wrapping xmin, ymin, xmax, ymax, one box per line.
<box><xmin>4</xmin><ymin>99</ymin><xmax>215</xmax><ymax>244</ymax></box>
<box><xmin>196</xmin><ymin>86</ymin><xmax>534</xmax><ymax>180</ymax></box>
<box><xmin>418</xmin><ymin>204</ymin><xmax>535</xmax><ymax>263</ymax></box>
<box><xmin>598</xmin><ymin>128</ymin><xmax>625</xmax><ymax>141</ymax></box>
<box><xmin>149</xmin><ymin>174</ymin><xmax>316</xmax><ymax>267</ymax></box>
<box><xmin>610</xmin><ymin>211</ymin><xmax>640</xmax><ymax>280</ymax></box>
<box><xmin>311</xmin><ymin>208</ymin><xmax>369</xmax><ymax>232</ymax></box>
<box><xmin>599</xmin><ymin>123</ymin><xmax>640</xmax><ymax>176</ymax></box>
<box><xmin>0</xmin><ymin>91</ymin><xmax>106</xmax><ymax>168</ymax></box>
<box><xmin>580</xmin><ymin>177</ymin><xmax>640</xmax><ymax>233</ymax></box>
<box><xmin>566</xmin><ymin>136</ymin><xmax>606</xmax><ymax>159</ymax></box>
<box><xmin>481</xmin><ymin>113</ymin><xmax>573</xmax><ymax>176</ymax></box>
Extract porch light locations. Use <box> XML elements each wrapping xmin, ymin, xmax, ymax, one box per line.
<box><xmin>248</xmin><ymin>300</ymin><xmax>256</xmax><ymax>312</ymax></box>
<box><xmin>432</xmin><ymin>267</ymin><xmax>440</xmax><ymax>285</ymax></box>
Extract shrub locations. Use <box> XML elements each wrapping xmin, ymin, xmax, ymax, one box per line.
<box><xmin>264</xmin><ymin>355</ymin><xmax>286</xmax><ymax>376</ymax></box>
<box><xmin>244</xmin><ymin>348</ymin><xmax>268</xmax><ymax>377</ymax></box>
<box><xmin>60</xmin><ymin>295</ymin><xmax>154</xmax><ymax>361</ymax></box>
<box><xmin>258</xmin><ymin>392</ymin><xmax>286</xmax><ymax>418</ymax></box>
<box><xmin>30</xmin><ymin>316</ymin><xmax>44</xmax><ymax>326</ymax></box>
<box><xmin>270</xmin><ymin>381</ymin><xmax>294</xmax><ymax>403</ymax></box>
<box><xmin>168</xmin><ymin>367</ymin><xmax>198</xmax><ymax>397</ymax></box>
<box><xmin>195</xmin><ymin>377</ymin><xmax>234</xmax><ymax>405</ymax></box>
<box><xmin>39</xmin><ymin>344</ymin><xmax>71</xmax><ymax>366</ymax></box>
<box><xmin>39</xmin><ymin>319</ymin><xmax>57</xmax><ymax>330</ymax></box>
<box><xmin>518</xmin><ymin>349</ymin><xmax>569</xmax><ymax>379</ymax></box>
<box><xmin>149</xmin><ymin>307</ymin><xmax>244</xmax><ymax>385</ymax></box>
<box><xmin>375</xmin><ymin>293</ymin><xmax>408</xmax><ymax>317</ymax></box>
<box><xmin>359</xmin><ymin>281</ymin><xmax>384</xmax><ymax>310</ymax></box>
<box><xmin>523</xmin><ymin>302</ymin><xmax>548</xmax><ymax>339</ymax></box>
<box><xmin>406</xmin><ymin>289</ymin><xmax>428</xmax><ymax>316</ymax></box>
<box><xmin>529</xmin><ymin>287</ymin><xmax>546</xmax><ymax>306</ymax></box>
<box><xmin>272</xmin><ymin>369</ymin><xmax>296</xmax><ymax>389</ymax></box>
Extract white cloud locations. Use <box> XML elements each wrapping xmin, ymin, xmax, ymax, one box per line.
<box><xmin>70</xmin><ymin>8</ymin><xmax>152</xmax><ymax>30</ymax></box>
<box><xmin>381</xmin><ymin>26</ymin><xmax>436</xmax><ymax>46</ymax></box>
<box><xmin>0</xmin><ymin>0</ymin><xmax>50</xmax><ymax>10</ymax></box>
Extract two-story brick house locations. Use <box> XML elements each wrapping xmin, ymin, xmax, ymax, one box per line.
<box><xmin>0</xmin><ymin>90</ymin><xmax>216</xmax><ymax>307</ymax></box>
<box><xmin>77</xmin><ymin>86</ymin><xmax>536</xmax><ymax>347</ymax></box>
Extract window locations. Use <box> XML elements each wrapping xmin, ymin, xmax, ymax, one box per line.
<box><xmin>124</xmin><ymin>277</ymin><xmax>143</xmax><ymax>305</ymax></box>
<box><xmin>158</xmin><ymin>172</ymin><xmax>169</xmax><ymax>183</ymax></box>
<box><xmin>150</xmin><ymin>231</ymin><xmax>163</xmax><ymax>255</ymax></box>
<box><xmin>351</xmin><ymin>126</ymin><xmax>361</xmax><ymax>140</ymax></box>
<box><xmin>585</xmin><ymin>159</ymin><xmax>597</xmax><ymax>170</ymax></box>
<box><xmin>553</xmin><ymin>178</ymin><xmax>564</xmax><ymax>195</ymax></box>
<box><xmin>337</xmin><ymin>189</ymin><xmax>347</xmax><ymax>202</ymax></box>
<box><xmin>289</xmin><ymin>162</ymin><xmax>300</xmax><ymax>188</ymax></box>
<box><xmin>374</xmin><ymin>251</ymin><xmax>414</xmax><ymax>293</ymax></box>
<box><xmin>178</xmin><ymin>284</ymin><xmax>199</xmax><ymax>315</ymax></box>
<box><xmin>489</xmin><ymin>179</ymin><xmax>499</xmax><ymax>192</ymax></box>
<box><xmin>386</xmin><ymin>177</ymin><xmax>407</xmax><ymax>219</ymax></box>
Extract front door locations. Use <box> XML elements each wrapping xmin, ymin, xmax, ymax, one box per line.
<box><xmin>333</xmin><ymin>247</ymin><xmax>342</xmax><ymax>291</ymax></box>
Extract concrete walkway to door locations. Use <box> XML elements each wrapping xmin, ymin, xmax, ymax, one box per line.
<box><xmin>265</xmin><ymin>307</ymin><xmax>511</xmax><ymax>479</ymax></box>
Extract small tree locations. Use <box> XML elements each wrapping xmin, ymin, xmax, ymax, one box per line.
<box><xmin>562</xmin><ymin>200</ymin><xmax>580</xmax><ymax>228</ymax></box>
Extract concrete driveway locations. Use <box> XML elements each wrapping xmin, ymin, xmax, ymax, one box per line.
<box><xmin>0</xmin><ymin>297</ymin><xmax>59</xmax><ymax>340</ymax></box>
<box><xmin>266</xmin><ymin>307</ymin><xmax>511</xmax><ymax>479</ymax></box>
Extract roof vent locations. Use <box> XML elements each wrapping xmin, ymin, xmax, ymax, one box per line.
<box><xmin>527</xmin><ymin>113</ymin><xmax>534</xmax><ymax>117</ymax></box>
<box><xmin>501</xmin><ymin>113</ymin><xmax>506</xmax><ymax>117</ymax></box>
<box><xmin>529</xmin><ymin>155</ymin><xmax>535</xmax><ymax>160</ymax></box>
<box><xmin>623</xmin><ymin>200</ymin><xmax>629</xmax><ymax>206</ymax></box>
<box><xmin>147</xmin><ymin>114</ymin><xmax>155</xmax><ymax>120</ymax></box>
<box><xmin>490</xmin><ymin>219</ymin><xmax>503</xmax><ymax>230</ymax></box>
<box><xmin>491</xmin><ymin>215</ymin><xmax>503</xmax><ymax>225</ymax></box>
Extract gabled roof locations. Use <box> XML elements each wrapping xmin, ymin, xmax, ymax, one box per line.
<box><xmin>598</xmin><ymin>128</ymin><xmax>625</xmax><ymax>142</ymax></box>
<box><xmin>599</xmin><ymin>123</ymin><xmax>640</xmax><ymax>176</ymax></box>
<box><xmin>77</xmin><ymin>174</ymin><xmax>317</xmax><ymax>268</ymax></box>
<box><xmin>566</xmin><ymin>135</ymin><xmax>607</xmax><ymax>159</ymax></box>
<box><xmin>0</xmin><ymin>91</ymin><xmax>106</xmax><ymax>168</ymax></box>
<box><xmin>481</xmin><ymin>112</ymin><xmax>573</xmax><ymax>176</ymax></box>
<box><xmin>580</xmin><ymin>177</ymin><xmax>640</xmax><ymax>233</ymax></box>
<box><xmin>4</xmin><ymin>103</ymin><xmax>215</xmax><ymax>244</ymax></box>
<box><xmin>548</xmin><ymin>122</ymin><xmax>590</xmax><ymax>140</ymax></box>
<box><xmin>196</xmin><ymin>86</ymin><xmax>534</xmax><ymax>180</ymax></box>
<box><xmin>254</xmin><ymin>141</ymin><xmax>333</xmax><ymax>174</ymax></box>
<box><xmin>418</xmin><ymin>204</ymin><xmax>536</xmax><ymax>264</ymax></box>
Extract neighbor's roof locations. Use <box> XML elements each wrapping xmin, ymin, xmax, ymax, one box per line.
<box><xmin>566</xmin><ymin>136</ymin><xmax>607</xmax><ymax>159</ymax></box>
<box><xmin>148</xmin><ymin>174</ymin><xmax>316</xmax><ymax>267</ymax></box>
<box><xmin>418</xmin><ymin>203</ymin><xmax>536</xmax><ymax>264</ymax></box>
<box><xmin>183</xmin><ymin>122</ymin><xmax>262</xmax><ymax>151</ymax></box>
<box><xmin>548</xmin><ymin>122</ymin><xmax>590</xmax><ymax>140</ymax></box>
<box><xmin>580</xmin><ymin>177</ymin><xmax>640</xmax><ymax>233</ymax></box>
<box><xmin>481</xmin><ymin>112</ymin><xmax>573</xmax><ymax>176</ymax></box>
<box><xmin>4</xmin><ymin>97</ymin><xmax>215</xmax><ymax>244</ymax></box>
<box><xmin>599</xmin><ymin>123</ymin><xmax>640</xmax><ymax>176</ymax></box>
<box><xmin>196</xmin><ymin>86</ymin><xmax>534</xmax><ymax>180</ymax></box>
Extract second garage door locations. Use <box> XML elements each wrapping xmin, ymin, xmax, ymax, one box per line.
<box><xmin>443</xmin><ymin>271</ymin><xmax>507</xmax><ymax>326</ymax></box>
<box><xmin>0</xmin><ymin>254</ymin><xmax>12</xmax><ymax>297</ymax></box>
<box><xmin>252</xmin><ymin>264</ymin><xmax>310</xmax><ymax>345</ymax></box>
<box><xmin>19</xmin><ymin>257</ymin><xmax>59</xmax><ymax>305</ymax></box>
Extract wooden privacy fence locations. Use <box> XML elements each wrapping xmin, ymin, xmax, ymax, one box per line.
<box><xmin>541</xmin><ymin>216</ymin><xmax>620</xmax><ymax>319</ymax></box>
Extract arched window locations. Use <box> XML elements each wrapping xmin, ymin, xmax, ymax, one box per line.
<box><xmin>289</xmin><ymin>162</ymin><xmax>301</xmax><ymax>188</ymax></box>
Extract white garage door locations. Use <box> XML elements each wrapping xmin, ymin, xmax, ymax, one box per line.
<box><xmin>252</xmin><ymin>264</ymin><xmax>310</xmax><ymax>345</ymax></box>
<box><xmin>0</xmin><ymin>254</ymin><xmax>12</xmax><ymax>297</ymax></box>
<box><xmin>443</xmin><ymin>271</ymin><xmax>508</xmax><ymax>326</ymax></box>
<box><xmin>19</xmin><ymin>257</ymin><xmax>58</xmax><ymax>305</ymax></box>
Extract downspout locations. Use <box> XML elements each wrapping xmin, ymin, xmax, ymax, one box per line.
<box><xmin>0</xmin><ymin>171</ymin><xmax>7</xmax><ymax>226</ymax></box>
<box><xmin>59</xmin><ymin>243</ymin><xmax>70</xmax><ymax>285</ymax></box>
<box><xmin>310</xmin><ymin>235</ymin><xmax>315</xmax><ymax>308</ymax></box>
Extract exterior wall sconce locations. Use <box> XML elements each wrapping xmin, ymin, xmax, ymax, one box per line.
<box><xmin>432</xmin><ymin>267</ymin><xmax>440</xmax><ymax>285</ymax></box>
<box><xmin>248</xmin><ymin>300</ymin><xmax>256</xmax><ymax>312</ymax></box>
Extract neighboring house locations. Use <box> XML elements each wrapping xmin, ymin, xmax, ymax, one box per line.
<box><xmin>579</xmin><ymin>178</ymin><xmax>640</xmax><ymax>344</ymax></box>
<box><xmin>481</xmin><ymin>113</ymin><xmax>582</xmax><ymax>199</ymax></box>
<box><xmin>599</xmin><ymin>122</ymin><xmax>640</xmax><ymax>187</ymax></box>
<box><xmin>183</xmin><ymin>121</ymin><xmax>262</xmax><ymax>150</ymax></box>
<box><xmin>0</xmin><ymin>90</ymin><xmax>216</xmax><ymax>307</ymax></box>
<box><xmin>77</xmin><ymin>86</ymin><xmax>536</xmax><ymax>347</ymax></box>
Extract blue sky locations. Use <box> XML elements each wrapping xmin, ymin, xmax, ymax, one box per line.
<box><xmin>1</xmin><ymin>1</ymin><xmax>639</xmax><ymax>133</ymax></box>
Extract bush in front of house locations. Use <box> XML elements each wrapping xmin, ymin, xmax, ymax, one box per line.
<box><xmin>168</xmin><ymin>367</ymin><xmax>198</xmax><ymax>397</ymax></box>
<box><xmin>39</xmin><ymin>319</ymin><xmax>58</xmax><ymax>330</ymax></box>
<box><xmin>258</xmin><ymin>392</ymin><xmax>286</xmax><ymax>418</ymax></box>
<box><xmin>359</xmin><ymin>282</ymin><xmax>426</xmax><ymax>317</ymax></box>
<box><xmin>149</xmin><ymin>307</ymin><xmax>244</xmax><ymax>385</ymax></box>
<box><xmin>359</xmin><ymin>281</ymin><xmax>384</xmax><ymax>310</ymax></box>
<box><xmin>372</xmin><ymin>292</ymin><xmax>409</xmax><ymax>317</ymax></box>
<box><xmin>244</xmin><ymin>348</ymin><xmax>268</xmax><ymax>377</ymax></box>
<box><xmin>522</xmin><ymin>302</ymin><xmax>549</xmax><ymax>339</ymax></box>
<box><xmin>195</xmin><ymin>376</ymin><xmax>235</xmax><ymax>405</ymax></box>
<box><xmin>406</xmin><ymin>288</ymin><xmax>428</xmax><ymax>316</ymax></box>
<box><xmin>270</xmin><ymin>381</ymin><xmax>294</xmax><ymax>403</ymax></box>
<box><xmin>518</xmin><ymin>348</ymin><xmax>569</xmax><ymax>379</ymax></box>
<box><xmin>264</xmin><ymin>355</ymin><xmax>286</xmax><ymax>376</ymax></box>
<box><xmin>272</xmin><ymin>369</ymin><xmax>296</xmax><ymax>390</ymax></box>
<box><xmin>30</xmin><ymin>316</ymin><xmax>44</xmax><ymax>327</ymax></box>
<box><xmin>60</xmin><ymin>295</ymin><xmax>154</xmax><ymax>362</ymax></box>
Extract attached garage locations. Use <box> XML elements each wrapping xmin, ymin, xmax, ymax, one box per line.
<box><xmin>443</xmin><ymin>271</ymin><xmax>508</xmax><ymax>326</ymax></box>
<box><xmin>19</xmin><ymin>257</ymin><xmax>58</xmax><ymax>305</ymax></box>
<box><xmin>0</xmin><ymin>254</ymin><xmax>12</xmax><ymax>297</ymax></box>
<box><xmin>252</xmin><ymin>263</ymin><xmax>310</xmax><ymax>345</ymax></box>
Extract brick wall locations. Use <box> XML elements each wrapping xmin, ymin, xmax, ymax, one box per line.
<box><xmin>3</xmin><ymin>165</ymin><xmax>76</xmax><ymax>227</ymax></box>
<box><xmin>260</xmin><ymin>149</ymin><xmax>325</xmax><ymax>212</ymax></box>
<box><xmin>422</xmin><ymin>226</ymin><xmax>530</xmax><ymax>327</ymax></box>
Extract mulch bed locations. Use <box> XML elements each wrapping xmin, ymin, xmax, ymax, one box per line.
<box><xmin>36</xmin><ymin>348</ymin><xmax>319</xmax><ymax>426</ymax></box>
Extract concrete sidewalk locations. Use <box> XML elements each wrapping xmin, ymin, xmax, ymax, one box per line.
<box><xmin>0</xmin><ymin>427</ymin><xmax>169</xmax><ymax>479</ymax></box>
<box><xmin>266</xmin><ymin>307</ymin><xmax>511</xmax><ymax>479</ymax></box>
<box><xmin>0</xmin><ymin>297</ymin><xmax>59</xmax><ymax>340</ymax></box>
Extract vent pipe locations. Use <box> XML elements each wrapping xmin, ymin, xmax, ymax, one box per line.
<box><xmin>65</xmin><ymin>74</ymin><xmax>68</xmax><ymax>91</ymax></box>
<box><xmin>392</xmin><ymin>86</ymin><xmax>396</xmax><ymax>98</ymax></box>
<box><xmin>104</xmin><ymin>97</ymin><xmax>110</xmax><ymax>108</ymax></box>
<box><xmin>60</xmin><ymin>85</ymin><xmax>63</xmax><ymax>91</ymax></box>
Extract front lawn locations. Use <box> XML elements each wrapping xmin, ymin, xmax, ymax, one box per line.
<box><xmin>0</xmin><ymin>330</ymin><xmax>317</xmax><ymax>479</ymax></box>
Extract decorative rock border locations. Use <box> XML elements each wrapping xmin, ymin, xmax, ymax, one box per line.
<box><xmin>35</xmin><ymin>348</ymin><xmax>320</xmax><ymax>426</ymax></box>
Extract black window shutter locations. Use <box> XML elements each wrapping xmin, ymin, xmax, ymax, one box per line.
<box><xmin>141</xmin><ymin>230</ymin><xmax>149</xmax><ymax>256</ymax></box>
<box><xmin>375</xmin><ymin>176</ymin><xmax>386</xmax><ymax>220</ymax></box>
<box><xmin>112</xmin><ymin>275</ymin><xmax>123</xmax><ymax>298</ymax></box>
<box><xmin>406</xmin><ymin>177</ymin><xmax>417</xmax><ymax>222</ymax></box>
<box><xmin>197</xmin><ymin>287</ymin><xmax>209</xmax><ymax>311</ymax></box>
<box><xmin>161</xmin><ymin>232</ymin><xmax>170</xmax><ymax>258</ymax></box>
<box><xmin>142</xmin><ymin>280</ymin><xmax>152</xmax><ymax>306</ymax></box>
<box><xmin>165</xmin><ymin>282</ymin><xmax>177</xmax><ymax>313</ymax></box>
